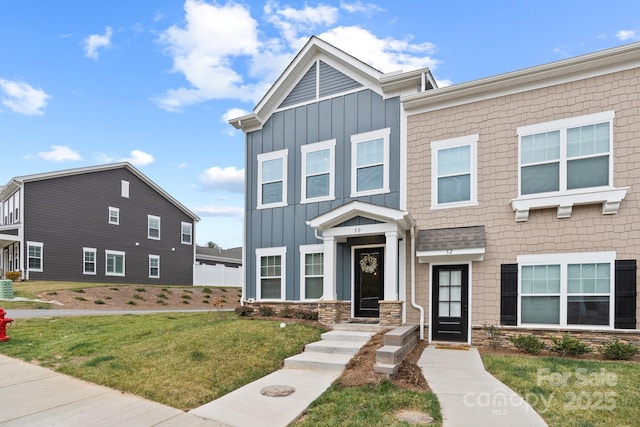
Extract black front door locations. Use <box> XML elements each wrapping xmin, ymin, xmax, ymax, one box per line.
<box><xmin>432</xmin><ymin>265</ymin><xmax>469</xmax><ymax>342</ymax></box>
<box><xmin>354</xmin><ymin>247</ymin><xmax>384</xmax><ymax>318</ymax></box>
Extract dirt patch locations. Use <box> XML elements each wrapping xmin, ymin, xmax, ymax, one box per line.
<box><xmin>477</xmin><ymin>345</ymin><xmax>640</xmax><ymax>363</ymax></box>
<box><xmin>337</xmin><ymin>330</ymin><xmax>430</xmax><ymax>391</ymax></box>
<box><xmin>38</xmin><ymin>286</ymin><xmax>242</xmax><ymax>311</ymax></box>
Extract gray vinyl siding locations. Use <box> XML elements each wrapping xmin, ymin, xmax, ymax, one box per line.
<box><xmin>246</xmin><ymin>88</ymin><xmax>401</xmax><ymax>300</ymax></box>
<box><xmin>23</xmin><ymin>168</ymin><xmax>195</xmax><ymax>285</ymax></box>
<box><xmin>318</xmin><ymin>60</ymin><xmax>362</xmax><ymax>98</ymax></box>
<box><xmin>280</xmin><ymin>63</ymin><xmax>317</xmax><ymax>108</ymax></box>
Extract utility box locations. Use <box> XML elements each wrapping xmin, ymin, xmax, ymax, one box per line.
<box><xmin>0</xmin><ymin>280</ymin><xmax>14</xmax><ymax>299</ymax></box>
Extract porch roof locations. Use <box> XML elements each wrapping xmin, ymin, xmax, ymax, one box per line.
<box><xmin>306</xmin><ymin>201</ymin><xmax>415</xmax><ymax>232</ymax></box>
<box><xmin>416</xmin><ymin>225</ymin><xmax>486</xmax><ymax>263</ymax></box>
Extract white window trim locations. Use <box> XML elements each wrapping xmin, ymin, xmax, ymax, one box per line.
<box><xmin>255</xmin><ymin>246</ymin><xmax>287</xmax><ymax>301</ymax></box>
<box><xmin>516</xmin><ymin>251</ymin><xmax>615</xmax><ymax>330</ymax></box>
<box><xmin>430</xmin><ymin>134</ymin><xmax>478</xmax><ymax>209</ymax></box>
<box><xmin>257</xmin><ymin>149</ymin><xmax>288</xmax><ymax>209</ymax></box>
<box><xmin>350</xmin><ymin>128</ymin><xmax>391</xmax><ymax>197</ymax></box>
<box><xmin>148</xmin><ymin>215</ymin><xmax>161</xmax><ymax>240</ymax></box>
<box><xmin>83</xmin><ymin>247</ymin><xmax>97</xmax><ymax>275</ymax></box>
<box><xmin>181</xmin><ymin>221</ymin><xmax>193</xmax><ymax>245</ymax></box>
<box><xmin>512</xmin><ymin>111</ymin><xmax>627</xmax><ymax>221</ymax></box>
<box><xmin>149</xmin><ymin>254</ymin><xmax>160</xmax><ymax>279</ymax></box>
<box><xmin>26</xmin><ymin>241</ymin><xmax>43</xmax><ymax>272</ymax></box>
<box><xmin>299</xmin><ymin>244</ymin><xmax>324</xmax><ymax>300</ymax></box>
<box><xmin>109</xmin><ymin>207</ymin><xmax>120</xmax><ymax>225</ymax></box>
<box><xmin>301</xmin><ymin>139</ymin><xmax>336</xmax><ymax>204</ymax></box>
<box><xmin>121</xmin><ymin>180</ymin><xmax>130</xmax><ymax>198</ymax></box>
<box><xmin>105</xmin><ymin>250</ymin><xmax>126</xmax><ymax>277</ymax></box>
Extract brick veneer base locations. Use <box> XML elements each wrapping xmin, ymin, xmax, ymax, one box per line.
<box><xmin>379</xmin><ymin>301</ymin><xmax>403</xmax><ymax>326</ymax></box>
<box><xmin>472</xmin><ymin>325</ymin><xmax>640</xmax><ymax>350</ymax></box>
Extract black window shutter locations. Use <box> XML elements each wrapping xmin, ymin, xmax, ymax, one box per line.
<box><xmin>615</xmin><ymin>259</ymin><xmax>637</xmax><ymax>329</ymax></box>
<box><xmin>500</xmin><ymin>264</ymin><xmax>518</xmax><ymax>326</ymax></box>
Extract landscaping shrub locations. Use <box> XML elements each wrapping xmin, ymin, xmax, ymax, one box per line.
<box><xmin>5</xmin><ymin>271</ymin><xmax>21</xmax><ymax>281</ymax></box>
<box><xmin>279</xmin><ymin>306</ymin><xmax>296</xmax><ymax>318</ymax></box>
<box><xmin>510</xmin><ymin>334</ymin><xmax>546</xmax><ymax>355</ymax></box>
<box><xmin>483</xmin><ymin>324</ymin><xmax>502</xmax><ymax>350</ymax></box>
<box><xmin>94</xmin><ymin>299</ymin><xmax>105</xmax><ymax>305</ymax></box>
<box><xmin>234</xmin><ymin>306</ymin><xmax>254</xmax><ymax>317</ymax></box>
<box><xmin>202</xmin><ymin>287</ymin><xmax>212</xmax><ymax>294</ymax></box>
<box><xmin>548</xmin><ymin>333</ymin><xmax>592</xmax><ymax>357</ymax></box>
<box><xmin>599</xmin><ymin>339</ymin><xmax>639</xmax><ymax>360</ymax></box>
<box><xmin>258</xmin><ymin>305</ymin><xmax>276</xmax><ymax>317</ymax></box>
<box><xmin>294</xmin><ymin>308</ymin><xmax>318</xmax><ymax>320</ymax></box>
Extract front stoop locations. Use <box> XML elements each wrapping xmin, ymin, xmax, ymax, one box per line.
<box><xmin>284</xmin><ymin>327</ymin><xmax>376</xmax><ymax>372</ymax></box>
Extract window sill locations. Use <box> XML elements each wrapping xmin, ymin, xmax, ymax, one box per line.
<box><xmin>511</xmin><ymin>187</ymin><xmax>628</xmax><ymax>221</ymax></box>
<box><xmin>257</xmin><ymin>202</ymin><xmax>288</xmax><ymax>210</ymax></box>
<box><xmin>431</xmin><ymin>201</ymin><xmax>478</xmax><ymax>210</ymax></box>
<box><xmin>300</xmin><ymin>195</ymin><xmax>335</xmax><ymax>205</ymax></box>
<box><xmin>350</xmin><ymin>188</ymin><xmax>390</xmax><ymax>198</ymax></box>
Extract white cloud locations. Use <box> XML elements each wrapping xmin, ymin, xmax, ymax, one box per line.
<box><xmin>155</xmin><ymin>0</ymin><xmax>260</xmax><ymax>111</ymax></box>
<box><xmin>340</xmin><ymin>1</ymin><xmax>384</xmax><ymax>15</ymax></box>
<box><xmin>265</xmin><ymin>0</ymin><xmax>338</xmax><ymax>44</ymax></box>
<box><xmin>199</xmin><ymin>166</ymin><xmax>244</xmax><ymax>193</ymax></box>
<box><xmin>0</xmin><ymin>78</ymin><xmax>50</xmax><ymax>115</ymax></box>
<box><xmin>84</xmin><ymin>26</ymin><xmax>113</xmax><ymax>59</ymax></box>
<box><xmin>318</xmin><ymin>26</ymin><xmax>438</xmax><ymax>72</ymax></box>
<box><xmin>223</xmin><ymin>107</ymin><xmax>249</xmax><ymax>122</ymax></box>
<box><xmin>120</xmin><ymin>149</ymin><xmax>155</xmax><ymax>166</ymax></box>
<box><xmin>37</xmin><ymin>145</ymin><xmax>82</xmax><ymax>162</ymax></box>
<box><xmin>193</xmin><ymin>205</ymin><xmax>244</xmax><ymax>218</ymax></box>
<box><xmin>616</xmin><ymin>30</ymin><xmax>638</xmax><ymax>41</ymax></box>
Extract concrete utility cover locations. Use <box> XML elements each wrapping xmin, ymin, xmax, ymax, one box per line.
<box><xmin>395</xmin><ymin>409</ymin><xmax>434</xmax><ymax>425</ymax></box>
<box><xmin>260</xmin><ymin>385</ymin><xmax>296</xmax><ymax>397</ymax></box>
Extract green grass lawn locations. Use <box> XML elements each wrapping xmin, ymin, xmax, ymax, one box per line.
<box><xmin>482</xmin><ymin>354</ymin><xmax>640</xmax><ymax>427</ymax></box>
<box><xmin>0</xmin><ymin>313</ymin><xmax>323</xmax><ymax>410</ymax></box>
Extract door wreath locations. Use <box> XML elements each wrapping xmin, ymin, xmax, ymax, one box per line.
<box><xmin>360</xmin><ymin>254</ymin><xmax>378</xmax><ymax>274</ymax></box>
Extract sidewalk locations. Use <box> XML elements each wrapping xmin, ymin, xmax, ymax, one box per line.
<box><xmin>418</xmin><ymin>345</ymin><xmax>548</xmax><ymax>427</ymax></box>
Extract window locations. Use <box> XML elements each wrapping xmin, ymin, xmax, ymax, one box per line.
<box><xmin>257</xmin><ymin>150</ymin><xmax>288</xmax><ymax>209</ymax></box>
<box><xmin>109</xmin><ymin>207</ymin><xmax>120</xmax><ymax>225</ymax></box>
<box><xmin>181</xmin><ymin>222</ymin><xmax>193</xmax><ymax>245</ymax></box>
<box><xmin>149</xmin><ymin>255</ymin><xmax>160</xmax><ymax>278</ymax></box>
<box><xmin>27</xmin><ymin>242</ymin><xmax>43</xmax><ymax>272</ymax></box>
<box><xmin>301</xmin><ymin>140</ymin><xmax>335</xmax><ymax>203</ymax></box>
<box><xmin>351</xmin><ymin>128</ymin><xmax>390</xmax><ymax>197</ymax></box>
<box><xmin>148</xmin><ymin>215</ymin><xmax>161</xmax><ymax>240</ymax></box>
<box><xmin>518</xmin><ymin>252</ymin><xmax>615</xmax><ymax>328</ymax></box>
<box><xmin>121</xmin><ymin>180</ymin><xmax>130</xmax><ymax>198</ymax></box>
<box><xmin>431</xmin><ymin>134</ymin><xmax>478</xmax><ymax>208</ymax></box>
<box><xmin>106</xmin><ymin>250</ymin><xmax>125</xmax><ymax>276</ymax></box>
<box><xmin>256</xmin><ymin>247</ymin><xmax>286</xmax><ymax>300</ymax></box>
<box><xmin>518</xmin><ymin>111</ymin><xmax>614</xmax><ymax>196</ymax></box>
<box><xmin>83</xmin><ymin>248</ymin><xmax>97</xmax><ymax>275</ymax></box>
<box><xmin>13</xmin><ymin>191</ymin><xmax>19</xmax><ymax>223</ymax></box>
<box><xmin>300</xmin><ymin>244</ymin><xmax>323</xmax><ymax>300</ymax></box>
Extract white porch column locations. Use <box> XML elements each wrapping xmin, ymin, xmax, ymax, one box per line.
<box><xmin>384</xmin><ymin>231</ymin><xmax>399</xmax><ymax>301</ymax></box>
<box><xmin>322</xmin><ymin>236</ymin><xmax>337</xmax><ymax>300</ymax></box>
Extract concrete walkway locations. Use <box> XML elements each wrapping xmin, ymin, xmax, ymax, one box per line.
<box><xmin>418</xmin><ymin>345</ymin><xmax>548</xmax><ymax>427</ymax></box>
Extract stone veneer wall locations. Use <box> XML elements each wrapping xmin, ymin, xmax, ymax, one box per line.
<box><xmin>317</xmin><ymin>301</ymin><xmax>351</xmax><ymax>326</ymax></box>
<box><xmin>245</xmin><ymin>302</ymin><xmax>319</xmax><ymax>314</ymax></box>
<box><xmin>472</xmin><ymin>326</ymin><xmax>640</xmax><ymax>350</ymax></box>
<box><xmin>379</xmin><ymin>301</ymin><xmax>403</xmax><ymax>326</ymax></box>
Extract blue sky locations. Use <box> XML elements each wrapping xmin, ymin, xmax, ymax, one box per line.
<box><xmin>1</xmin><ymin>0</ymin><xmax>639</xmax><ymax>249</ymax></box>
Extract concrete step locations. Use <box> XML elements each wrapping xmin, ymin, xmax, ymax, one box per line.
<box><xmin>321</xmin><ymin>330</ymin><xmax>375</xmax><ymax>343</ymax></box>
<box><xmin>284</xmin><ymin>351</ymin><xmax>353</xmax><ymax>371</ymax></box>
<box><xmin>305</xmin><ymin>340</ymin><xmax>362</xmax><ymax>355</ymax></box>
<box><xmin>332</xmin><ymin>322</ymin><xmax>384</xmax><ymax>333</ymax></box>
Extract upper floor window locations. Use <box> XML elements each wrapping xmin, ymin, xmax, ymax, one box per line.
<box><xmin>27</xmin><ymin>241</ymin><xmax>43</xmax><ymax>272</ymax></box>
<box><xmin>351</xmin><ymin>128</ymin><xmax>390</xmax><ymax>197</ymax></box>
<box><xmin>431</xmin><ymin>134</ymin><xmax>478</xmax><ymax>209</ymax></box>
<box><xmin>148</xmin><ymin>215</ymin><xmax>161</xmax><ymax>240</ymax></box>
<box><xmin>518</xmin><ymin>111</ymin><xmax>614</xmax><ymax>196</ymax></box>
<box><xmin>301</xmin><ymin>140</ymin><xmax>335</xmax><ymax>203</ymax></box>
<box><xmin>257</xmin><ymin>150</ymin><xmax>288</xmax><ymax>209</ymax></box>
<box><xmin>181</xmin><ymin>222</ymin><xmax>193</xmax><ymax>245</ymax></box>
<box><xmin>109</xmin><ymin>207</ymin><xmax>120</xmax><ymax>225</ymax></box>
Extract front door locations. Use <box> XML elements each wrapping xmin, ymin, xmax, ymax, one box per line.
<box><xmin>432</xmin><ymin>265</ymin><xmax>469</xmax><ymax>342</ymax></box>
<box><xmin>354</xmin><ymin>247</ymin><xmax>384</xmax><ymax>318</ymax></box>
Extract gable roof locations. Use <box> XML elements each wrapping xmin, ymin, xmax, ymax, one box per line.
<box><xmin>0</xmin><ymin>162</ymin><xmax>200</xmax><ymax>221</ymax></box>
<box><xmin>230</xmin><ymin>36</ymin><xmax>436</xmax><ymax>132</ymax></box>
<box><xmin>307</xmin><ymin>200</ymin><xmax>414</xmax><ymax>231</ymax></box>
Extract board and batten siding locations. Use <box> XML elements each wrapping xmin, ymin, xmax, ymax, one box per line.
<box><xmin>23</xmin><ymin>168</ymin><xmax>195</xmax><ymax>285</ymax></box>
<box><xmin>246</xmin><ymin>88</ymin><xmax>401</xmax><ymax>300</ymax></box>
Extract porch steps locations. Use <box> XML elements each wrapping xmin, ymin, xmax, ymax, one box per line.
<box><xmin>374</xmin><ymin>325</ymin><xmax>419</xmax><ymax>378</ymax></box>
<box><xmin>284</xmin><ymin>327</ymin><xmax>376</xmax><ymax>372</ymax></box>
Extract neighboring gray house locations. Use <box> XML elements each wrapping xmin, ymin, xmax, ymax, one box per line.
<box><xmin>230</xmin><ymin>37</ymin><xmax>435</xmax><ymax>320</ymax></box>
<box><xmin>0</xmin><ymin>162</ymin><xmax>199</xmax><ymax>285</ymax></box>
<box><xmin>196</xmin><ymin>246</ymin><xmax>242</xmax><ymax>268</ymax></box>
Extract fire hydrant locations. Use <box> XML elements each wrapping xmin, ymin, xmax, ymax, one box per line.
<box><xmin>0</xmin><ymin>308</ymin><xmax>13</xmax><ymax>342</ymax></box>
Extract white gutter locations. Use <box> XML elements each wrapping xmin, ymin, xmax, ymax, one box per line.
<box><xmin>410</xmin><ymin>226</ymin><xmax>425</xmax><ymax>340</ymax></box>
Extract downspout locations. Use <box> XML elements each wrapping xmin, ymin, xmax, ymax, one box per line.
<box><xmin>410</xmin><ymin>225</ymin><xmax>425</xmax><ymax>340</ymax></box>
